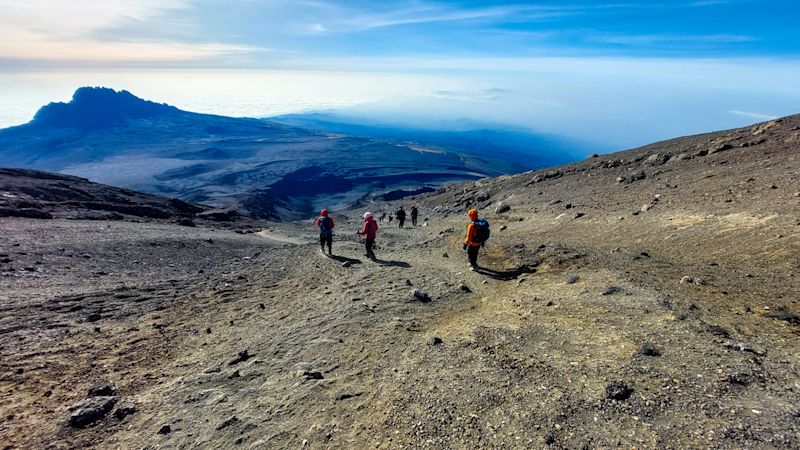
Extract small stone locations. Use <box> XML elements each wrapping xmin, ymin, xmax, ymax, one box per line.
<box><xmin>680</xmin><ymin>276</ymin><xmax>694</xmax><ymax>284</ymax></box>
<box><xmin>566</xmin><ymin>275</ymin><xmax>579</xmax><ymax>284</ymax></box>
<box><xmin>88</xmin><ymin>383</ymin><xmax>117</xmax><ymax>397</ymax></box>
<box><xmin>428</xmin><ymin>337</ymin><xmax>443</xmax><ymax>346</ymax></box>
<box><xmin>301</xmin><ymin>371</ymin><xmax>324</xmax><ymax>380</ymax></box>
<box><xmin>499</xmin><ymin>225</ymin><xmax>507</xmax><ymax>231</ymax></box>
<box><xmin>216</xmin><ymin>416</ymin><xmax>240</xmax><ymax>430</ymax></box>
<box><xmin>114</xmin><ymin>401</ymin><xmax>136</xmax><ymax>420</ymax></box>
<box><xmin>564</xmin><ymin>203</ymin><xmax>572</xmax><ymax>209</ymax></box>
<box><xmin>229</xmin><ymin>350</ymin><xmax>253</xmax><ymax>366</ymax></box>
<box><xmin>602</xmin><ymin>286</ymin><xmax>622</xmax><ymax>296</ymax></box>
<box><xmin>158</xmin><ymin>424</ymin><xmax>172</xmax><ymax>435</ymax></box>
<box><xmin>341</xmin><ymin>261</ymin><xmax>351</xmax><ymax>268</ymax></box>
<box><xmin>442</xmin><ymin>253</ymin><xmax>449</xmax><ymax>258</ymax></box>
<box><xmin>405</xmin><ymin>279</ymin><xmax>413</xmax><ymax>286</ymax></box>
<box><xmin>495</xmin><ymin>202</ymin><xmax>511</xmax><ymax>214</ymax></box>
<box><xmin>605</xmin><ymin>381</ymin><xmax>633</xmax><ymax>400</ymax></box>
<box><xmin>86</xmin><ymin>313</ymin><xmax>102</xmax><ymax>322</ymax></box>
<box><xmin>573</xmin><ymin>212</ymin><xmax>585</xmax><ymax>219</ymax></box>
<box><xmin>638</xmin><ymin>343</ymin><xmax>660</xmax><ymax>357</ymax></box>
<box><xmin>459</xmin><ymin>284</ymin><xmax>472</xmax><ymax>293</ymax></box>
<box><xmin>409</xmin><ymin>289</ymin><xmax>432</xmax><ymax>303</ymax></box>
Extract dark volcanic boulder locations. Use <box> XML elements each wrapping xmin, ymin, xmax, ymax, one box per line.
<box><xmin>68</xmin><ymin>396</ymin><xmax>117</xmax><ymax>428</ymax></box>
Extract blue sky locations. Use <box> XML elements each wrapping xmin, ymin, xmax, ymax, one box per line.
<box><xmin>1</xmin><ymin>0</ymin><xmax>799</xmax><ymax>149</ymax></box>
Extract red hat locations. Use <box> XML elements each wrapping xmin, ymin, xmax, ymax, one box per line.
<box><xmin>321</xmin><ymin>209</ymin><xmax>328</xmax><ymax>217</ymax></box>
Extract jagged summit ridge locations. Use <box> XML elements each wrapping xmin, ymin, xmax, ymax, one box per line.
<box><xmin>31</xmin><ymin>87</ymin><xmax>179</xmax><ymax>130</ymax></box>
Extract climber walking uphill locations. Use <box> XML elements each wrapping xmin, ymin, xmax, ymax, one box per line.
<box><xmin>357</xmin><ymin>212</ymin><xmax>379</xmax><ymax>260</ymax></box>
<box><xmin>315</xmin><ymin>208</ymin><xmax>335</xmax><ymax>255</ymax></box>
<box><xmin>463</xmin><ymin>208</ymin><xmax>490</xmax><ymax>270</ymax></box>
<box><xmin>410</xmin><ymin>205</ymin><xmax>419</xmax><ymax>227</ymax></box>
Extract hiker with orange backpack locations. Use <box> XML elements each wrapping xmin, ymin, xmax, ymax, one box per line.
<box><xmin>463</xmin><ymin>209</ymin><xmax>490</xmax><ymax>270</ymax></box>
<box><xmin>315</xmin><ymin>208</ymin><xmax>335</xmax><ymax>255</ymax></box>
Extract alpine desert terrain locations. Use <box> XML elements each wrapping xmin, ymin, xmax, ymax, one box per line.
<box><xmin>1</xmin><ymin>116</ymin><xmax>798</xmax><ymax>449</ymax></box>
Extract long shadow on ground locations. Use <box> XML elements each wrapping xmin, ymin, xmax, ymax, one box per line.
<box><xmin>474</xmin><ymin>265</ymin><xmax>537</xmax><ymax>281</ymax></box>
<box><xmin>374</xmin><ymin>259</ymin><xmax>412</xmax><ymax>268</ymax></box>
<box><xmin>327</xmin><ymin>254</ymin><xmax>363</xmax><ymax>265</ymax></box>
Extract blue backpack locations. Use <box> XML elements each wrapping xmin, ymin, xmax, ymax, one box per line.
<box><xmin>473</xmin><ymin>219</ymin><xmax>490</xmax><ymax>243</ymax></box>
<box><xmin>318</xmin><ymin>216</ymin><xmax>333</xmax><ymax>235</ymax></box>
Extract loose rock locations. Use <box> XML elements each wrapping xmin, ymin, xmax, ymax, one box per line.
<box><xmin>638</xmin><ymin>343</ymin><xmax>661</xmax><ymax>357</ymax></box>
<box><xmin>605</xmin><ymin>381</ymin><xmax>633</xmax><ymax>400</ymax></box>
<box><xmin>602</xmin><ymin>286</ymin><xmax>622</xmax><ymax>296</ymax></box>
<box><xmin>495</xmin><ymin>202</ymin><xmax>511</xmax><ymax>214</ymax></box>
<box><xmin>68</xmin><ymin>396</ymin><xmax>117</xmax><ymax>428</ymax></box>
<box><xmin>88</xmin><ymin>383</ymin><xmax>117</xmax><ymax>397</ymax></box>
<box><xmin>409</xmin><ymin>289</ymin><xmax>432</xmax><ymax>303</ymax></box>
<box><xmin>114</xmin><ymin>401</ymin><xmax>137</xmax><ymax>420</ymax></box>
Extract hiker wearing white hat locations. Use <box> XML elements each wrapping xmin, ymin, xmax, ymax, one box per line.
<box><xmin>357</xmin><ymin>211</ymin><xmax>379</xmax><ymax>259</ymax></box>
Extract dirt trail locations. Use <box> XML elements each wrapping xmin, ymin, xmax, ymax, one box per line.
<box><xmin>2</xmin><ymin>116</ymin><xmax>800</xmax><ymax>449</ymax></box>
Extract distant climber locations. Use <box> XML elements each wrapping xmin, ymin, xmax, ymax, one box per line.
<box><xmin>315</xmin><ymin>208</ymin><xmax>335</xmax><ymax>255</ymax></box>
<box><xmin>357</xmin><ymin>212</ymin><xmax>379</xmax><ymax>260</ymax></box>
<box><xmin>379</xmin><ymin>211</ymin><xmax>387</xmax><ymax>222</ymax></box>
<box><xmin>396</xmin><ymin>206</ymin><xmax>406</xmax><ymax>228</ymax></box>
<box><xmin>410</xmin><ymin>205</ymin><xmax>419</xmax><ymax>227</ymax></box>
<box><xmin>463</xmin><ymin>209</ymin><xmax>490</xmax><ymax>270</ymax></box>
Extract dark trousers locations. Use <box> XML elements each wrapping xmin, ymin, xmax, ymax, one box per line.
<box><xmin>411</xmin><ymin>216</ymin><xmax>418</xmax><ymax>226</ymax></box>
<box><xmin>467</xmin><ymin>245</ymin><xmax>480</xmax><ymax>266</ymax></box>
<box><xmin>398</xmin><ymin>219</ymin><xmax>405</xmax><ymax>228</ymax></box>
<box><xmin>364</xmin><ymin>238</ymin><xmax>376</xmax><ymax>259</ymax></box>
<box><xmin>320</xmin><ymin>233</ymin><xmax>332</xmax><ymax>254</ymax></box>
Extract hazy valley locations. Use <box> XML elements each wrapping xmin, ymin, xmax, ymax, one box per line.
<box><xmin>0</xmin><ymin>88</ymin><xmax>576</xmax><ymax>221</ymax></box>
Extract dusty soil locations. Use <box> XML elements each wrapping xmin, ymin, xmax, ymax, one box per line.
<box><xmin>1</xmin><ymin>116</ymin><xmax>799</xmax><ymax>449</ymax></box>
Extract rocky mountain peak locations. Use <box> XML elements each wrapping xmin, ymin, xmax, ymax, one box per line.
<box><xmin>31</xmin><ymin>87</ymin><xmax>179</xmax><ymax>130</ymax></box>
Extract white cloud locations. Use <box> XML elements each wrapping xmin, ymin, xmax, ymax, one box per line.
<box><xmin>0</xmin><ymin>0</ymin><xmax>261</xmax><ymax>63</ymax></box>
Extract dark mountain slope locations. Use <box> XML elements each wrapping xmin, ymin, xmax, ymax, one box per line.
<box><xmin>0</xmin><ymin>88</ymin><xmax>524</xmax><ymax>219</ymax></box>
<box><xmin>0</xmin><ymin>167</ymin><xmax>211</xmax><ymax>221</ymax></box>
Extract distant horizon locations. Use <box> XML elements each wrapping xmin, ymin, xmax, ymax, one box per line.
<box><xmin>1</xmin><ymin>67</ymin><xmax>796</xmax><ymax>154</ymax></box>
<box><xmin>2</xmin><ymin>1</ymin><xmax>799</xmax><ymax>150</ymax></box>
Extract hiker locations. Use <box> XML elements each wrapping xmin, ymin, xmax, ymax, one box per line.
<box><xmin>315</xmin><ymin>208</ymin><xmax>335</xmax><ymax>255</ymax></box>
<box><xmin>463</xmin><ymin>208</ymin><xmax>490</xmax><ymax>270</ymax></box>
<box><xmin>379</xmin><ymin>211</ymin><xmax>387</xmax><ymax>222</ymax></box>
<box><xmin>357</xmin><ymin>212</ymin><xmax>379</xmax><ymax>260</ymax></box>
<box><xmin>396</xmin><ymin>206</ymin><xmax>406</xmax><ymax>228</ymax></box>
<box><xmin>410</xmin><ymin>205</ymin><xmax>419</xmax><ymax>227</ymax></box>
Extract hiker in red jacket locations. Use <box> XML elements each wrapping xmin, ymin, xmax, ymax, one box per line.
<box><xmin>357</xmin><ymin>212</ymin><xmax>379</xmax><ymax>260</ymax></box>
<box><xmin>315</xmin><ymin>208</ymin><xmax>335</xmax><ymax>255</ymax></box>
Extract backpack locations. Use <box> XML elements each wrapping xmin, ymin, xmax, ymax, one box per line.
<box><xmin>318</xmin><ymin>216</ymin><xmax>333</xmax><ymax>235</ymax></box>
<box><xmin>472</xmin><ymin>219</ymin><xmax>490</xmax><ymax>243</ymax></box>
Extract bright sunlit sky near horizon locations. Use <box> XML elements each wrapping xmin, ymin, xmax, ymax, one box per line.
<box><xmin>1</xmin><ymin>0</ymin><xmax>799</xmax><ymax>150</ymax></box>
